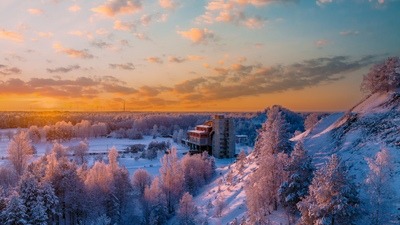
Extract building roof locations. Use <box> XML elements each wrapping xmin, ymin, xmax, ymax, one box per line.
<box><xmin>196</xmin><ymin>125</ymin><xmax>212</xmax><ymax>128</ymax></box>
<box><xmin>188</xmin><ymin>130</ymin><xmax>208</xmax><ymax>134</ymax></box>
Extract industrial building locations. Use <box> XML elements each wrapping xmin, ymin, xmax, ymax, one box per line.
<box><xmin>183</xmin><ymin>115</ymin><xmax>235</xmax><ymax>158</ymax></box>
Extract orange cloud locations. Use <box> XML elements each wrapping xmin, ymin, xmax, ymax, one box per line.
<box><xmin>113</xmin><ymin>20</ymin><xmax>135</xmax><ymax>31</ymax></box>
<box><xmin>0</xmin><ymin>29</ymin><xmax>24</xmax><ymax>42</ymax></box>
<box><xmin>53</xmin><ymin>43</ymin><xmax>94</xmax><ymax>59</ymax></box>
<box><xmin>177</xmin><ymin>28</ymin><xmax>215</xmax><ymax>44</ymax></box>
<box><xmin>68</xmin><ymin>4</ymin><xmax>81</xmax><ymax>12</ymax></box>
<box><xmin>92</xmin><ymin>0</ymin><xmax>142</xmax><ymax>17</ymax></box>
<box><xmin>37</xmin><ymin>32</ymin><xmax>53</xmax><ymax>38</ymax></box>
<box><xmin>159</xmin><ymin>0</ymin><xmax>178</xmax><ymax>9</ymax></box>
<box><xmin>27</xmin><ymin>8</ymin><xmax>44</xmax><ymax>15</ymax></box>
<box><xmin>146</xmin><ymin>57</ymin><xmax>163</xmax><ymax>64</ymax></box>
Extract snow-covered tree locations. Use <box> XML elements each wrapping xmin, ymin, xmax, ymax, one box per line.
<box><xmin>177</xmin><ymin>192</ymin><xmax>197</xmax><ymax>225</ymax></box>
<box><xmin>1</xmin><ymin>193</ymin><xmax>28</xmax><ymax>225</ymax></box>
<box><xmin>255</xmin><ymin>107</ymin><xmax>291</xmax><ymax>156</ymax></box>
<box><xmin>28</xmin><ymin>125</ymin><xmax>41</xmax><ymax>143</ymax></box>
<box><xmin>279</xmin><ymin>142</ymin><xmax>314</xmax><ymax>219</ymax></box>
<box><xmin>18</xmin><ymin>173</ymin><xmax>47</xmax><ymax>225</ymax></box>
<box><xmin>236</xmin><ymin>150</ymin><xmax>247</xmax><ymax>174</ymax></box>
<box><xmin>246</xmin><ymin>152</ymin><xmax>288</xmax><ymax>223</ymax></box>
<box><xmin>361</xmin><ymin>56</ymin><xmax>400</xmax><ymax>94</ymax></box>
<box><xmin>108</xmin><ymin>147</ymin><xmax>119</xmax><ymax>173</ymax></box>
<box><xmin>304</xmin><ymin>113</ymin><xmax>320</xmax><ymax>130</ymax></box>
<box><xmin>131</xmin><ymin>169</ymin><xmax>152</xmax><ymax>197</ymax></box>
<box><xmin>159</xmin><ymin>148</ymin><xmax>185</xmax><ymax>214</ymax></box>
<box><xmin>297</xmin><ymin>154</ymin><xmax>360</xmax><ymax>225</ymax></box>
<box><xmin>144</xmin><ymin>177</ymin><xmax>167</xmax><ymax>225</ymax></box>
<box><xmin>181</xmin><ymin>153</ymin><xmax>214</xmax><ymax>194</ymax></box>
<box><xmin>7</xmin><ymin>131</ymin><xmax>34</xmax><ymax>176</ymax></box>
<box><xmin>71</xmin><ymin>140</ymin><xmax>89</xmax><ymax>165</ymax></box>
<box><xmin>365</xmin><ymin>149</ymin><xmax>395</xmax><ymax>225</ymax></box>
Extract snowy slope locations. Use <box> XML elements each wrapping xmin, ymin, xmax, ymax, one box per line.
<box><xmin>190</xmin><ymin>91</ymin><xmax>400</xmax><ymax>224</ymax></box>
<box><xmin>189</xmin><ymin>154</ymin><xmax>288</xmax><ymax>225</ymax></box>
<box><xmin>293</xmin><ymin>90</ymin><xmax>400</xmax><ymax>218</ymax></box>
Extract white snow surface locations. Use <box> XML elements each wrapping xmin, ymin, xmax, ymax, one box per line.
<box><xmin>292</xmin><ymin>90</ymin><xmax>400</xmax><ymax>222</ymax></box>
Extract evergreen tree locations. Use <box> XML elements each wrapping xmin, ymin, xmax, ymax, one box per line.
<box><xmin>18</xmin><ymin>173</ymin><xmax>47</xmax><ymax>225</ymax></box>
<box><xmin>255</xmin><ymin>107</ymin><xmax>291</xmax><ymax>156</ymax></box>
<box><xmin>297</xmin><ymin>155</ymin><xmax>360</xmax><ymax>225</ymax></box>
<box><xmin>2</xmin><ymin>193</ymin><xmax>28</xmax><ymax>225</ymax></box>
<box><xmin>279</xmin><ymin>142</ymin><xmax>314</xmax><ymax>217</ymax></box>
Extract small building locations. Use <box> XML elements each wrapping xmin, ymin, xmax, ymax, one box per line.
<box><xmin>236</xmin><ymin>134</ymin><xmax>249</xmax><ymax>145</ymax></box>
<box><xmin>183</xmin><ymin>115</ymin><xmax>235</xmax><ymax>158</ymax></box>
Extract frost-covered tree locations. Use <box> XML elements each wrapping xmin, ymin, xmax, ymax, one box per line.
<box><xmin>71</xmin><ymin>140</ymin><xmax>89</xmax><ymax>165</ymax></box>
<box><xmin>28</xmin><ymin>125</ymin><xmax>41</xmax><ymax>143</ymax></box>
<box><xmin>144</xmin><ymin>177</ymin><xmax>167</xmax><ymax>225</ymax></box>
<box><xmin>159</xmin><ymin>148</ymin><xmax>185</xmax><ymax>214</ymax></box>
<box><xmin>7</xmin><ymin>131</ymin><xmax>34</xmax><ymax>176</ymax></box>
<box><xmin>18</xmin><ymin>174</ymin><xmax>47</xmax><ymax>225</ymax></box>
<box><xmin>304</xmin><ymin>113</ymin><xmax>320</xmax><ymax>130</ymax></box>
<box><xmin>108</xmin><ymin>147</ymin><xmax>119</xmax><ymax>173</ymax></box>
<box><xmin>361</xmin><ymin>56</ymin><xmax>400</xmax><ymax>94</ymax></box>
<box><xmin>0</xmin><ymin>166</ymin><xmax>18</xmax><ymax>190</ymax></box>
<box><xmin>1</xmin><ymin>193</ymin><xmax>28</xmax><ymax>225</ymax></box>
<box><xmin>131</xmin><ymin>169</ymin><xmax>152</xmax><ymax>197</ymax></box>
<box><xmin>177</xmin><ymin>192</ymin><xmax>197</xmax><ymax>225</ymax></box>
<box><xmin>236</xmin><ymin>150</ymin><xmax>247</xmax><ymax>174</ymax></box>
<box><xmin>297</xmin><ymin>155</ymin><xmax>359</xmax><ymax>225</ymax></box>
<box><xmin>365</xmin><ymin>149</ymin><xmax>394</xmax><ymax>225</ymax></box>
<box><xmin>181</xmin><ymin>153</ymin><xmax>214</xmax><ymax>194</ymax></box>
<box><xmin>279</xmin><ymin>142</ymin><xmax>314</xmax><ymax>219</ymax></box>
<box><xmin>255</xmin><ymin>107</ymin><xmax>291</xmax><ymax>156</ymax></box>
<box><xmin>246</xmin><ymin>152</ymin><xmax>288</xmax><ymax>223</ymax></box>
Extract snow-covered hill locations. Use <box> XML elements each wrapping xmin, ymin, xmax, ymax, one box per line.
<box><xmin>293</xmin><ymin>90</ymin><xmax>400</xmax><ymax>221</ymax></box>
<box><xmin>191</xmin><ymin>90</ymin><xmax>400</xmax><ymax>225</ymax></box>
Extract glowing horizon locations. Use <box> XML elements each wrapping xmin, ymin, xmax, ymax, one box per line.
<box><xmin>0</xmin><ymin>0</ymin><xmax>399</xmax><ymax>112</ymax></box>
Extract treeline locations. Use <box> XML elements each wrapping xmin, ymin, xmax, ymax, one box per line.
<box><xmin>0</xmin><ymin>112</ymin><xmax>263</xmax><ymax>145</ymax></box>
<box><xmin>0</xmin><ymin>131</ymin><xmax>216</xmax><ymax>225</ymax></box>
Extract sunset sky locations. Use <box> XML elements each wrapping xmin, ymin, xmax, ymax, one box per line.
<box><xmin>0</xmin><ymin>0</ymin><xmax>399</xmax><ymax>112</ymax></box>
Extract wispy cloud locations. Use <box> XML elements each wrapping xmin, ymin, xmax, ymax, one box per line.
<box><xmin>0</xmin><ymin>29</ymin><xmax>24</xmax><ymax>42</ymax></box>
<box><xmin>146</xmin><ymin>57</ymin><xmax>163</xmax><ymax>64</ymax></box>
<box><xmin>109</xmin><ymin>63</ymin><xmax>135</xmax><ymax>70</ymax></box>
<box><xmin>340</xmin><ymin>30</ymin><xmax>359</xmax><ymax>36</ymax></box>
<box><xmin>92</xmin><ymin>0</ymin><xmax>142</xmax><ymax>17</ymax></box>
<box><xmin>53</xmin><ymin>43</ymin><xmax>94</xmax><ymax>59</ymax></box>
<box><xmin>159</xmin><ymin>0</ymin><xmax>179</xmax><ymax>9</ymax></box>
<box><xmin>315</xmin><ymin>39</ymin><xmax>329</xmax><ymax>48</ymax></box>
<box><xmin>46</xmin><ymin>65</ymin><xmax>80</xmax><ymax>73</ymax></box>
<box><xmin>68</xmin><ymin>4</ymin><xmax>81</xmax><ymax>12</ymax></box>
<box><xmin>37</xmin><ymin>32</ymin><xmax>54</xmax><ymax>38</ymax></box>
<box><xmin>113</xmin><ymin>20</ymin><xmax>135</xmax><ymax>31</ymax></box>
<box><xmin>177</xmin><ymin>28</ymin><xmax>215</xmax><ymax>44</ymax></box>
<box><xmin>196</xmin><ymin>0</ymin><xmax>277</xmax><ymax>28</ymax></box>
<box><xmin>27</xmin><ymin>8</ymin><xmax>44</xmax><ymax>15</ymax></box>
<box><xmin>0</xmin><ymin>64</ymin><xmax>21</xmax><ymax>75</ymax></box>
<box><xmin>0</xmin><ymin>76</ymin><xmax>137</xmax><ymax>97</ymax></box>
<box><xmin>166</xmin><ymin>55</ymin><xmax>378</xmax><ymax>101</ymax></box>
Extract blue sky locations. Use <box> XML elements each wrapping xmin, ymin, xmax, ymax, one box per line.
<box><xmin>0</xmin><ymin>0</ymin><xmax>399</xmax><ymax>111</ymax></box>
